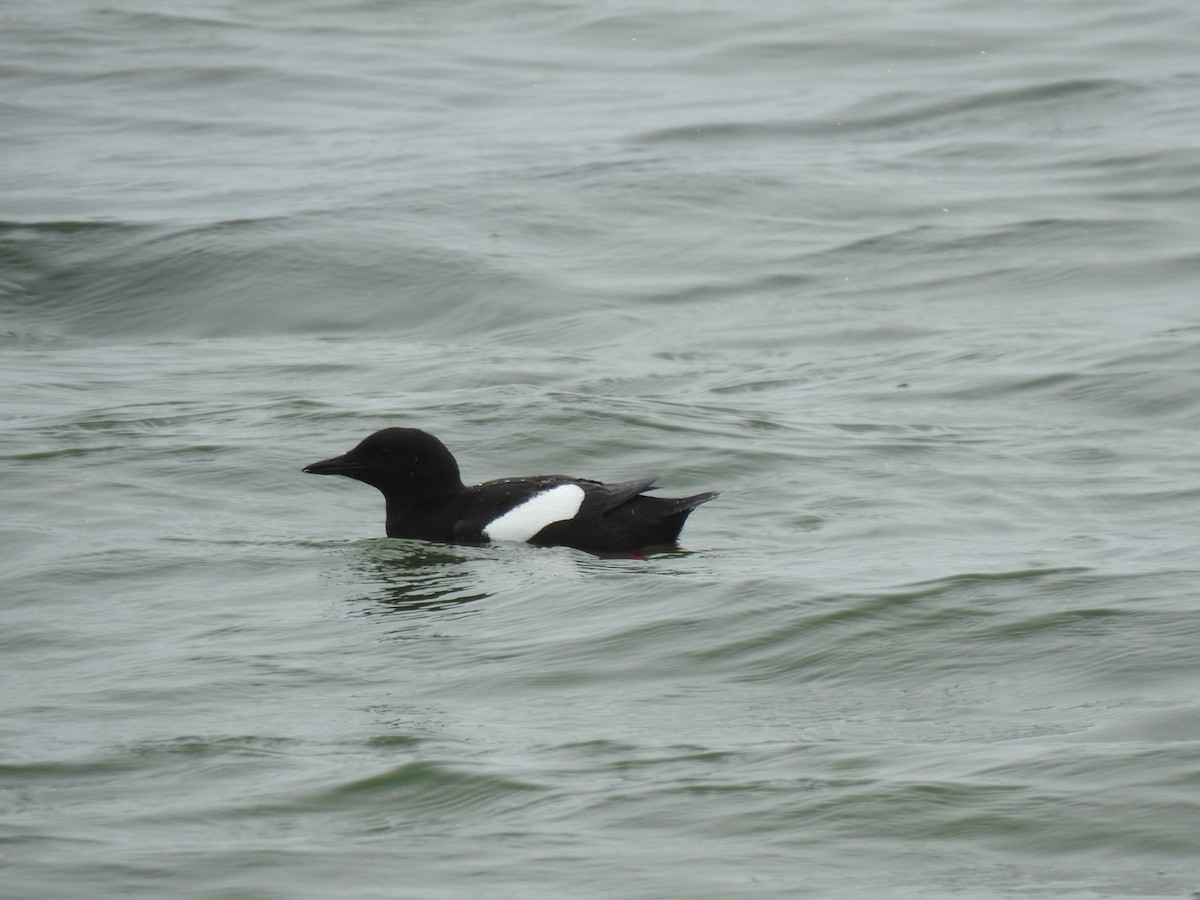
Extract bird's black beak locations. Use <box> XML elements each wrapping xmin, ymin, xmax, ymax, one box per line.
<box><xmin>302</xmin><ymin>452</ymin><xmax>364</xmax><ymax>477</ymax></box>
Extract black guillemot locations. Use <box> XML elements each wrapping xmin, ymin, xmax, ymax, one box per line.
<box><xmin>303</xmin><ymin>427</ymin><xmax>717</xmax><ymax>553</ymax></box>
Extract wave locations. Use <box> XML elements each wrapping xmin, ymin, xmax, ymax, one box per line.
<box><xmin>0</xmin><ymin>215</ymin><xmax>581</xmax><ymax>343</ymax></box>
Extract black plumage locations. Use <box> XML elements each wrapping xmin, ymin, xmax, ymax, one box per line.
<box><xmin>303</xmin><ymin>427</ymin><xmax>716</xmax><ymax>553</ymax></box>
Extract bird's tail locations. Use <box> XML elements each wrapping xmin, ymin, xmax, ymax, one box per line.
<box><xmin>661</xmin><ymin>491</ymin><xmax>719</xmax><ymax>515</ymax></box>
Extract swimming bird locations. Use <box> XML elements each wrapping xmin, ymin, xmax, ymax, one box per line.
<box><xmin>302</xmin><ymin>427</ymin><xmax>717</xmax><ymax>553</ymax></box>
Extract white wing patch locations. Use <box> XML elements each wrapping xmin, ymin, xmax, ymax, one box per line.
<box><xmin>482</xmin><ymin>484</ymin><xmax>586</xmax><ymax>543</ymax></box>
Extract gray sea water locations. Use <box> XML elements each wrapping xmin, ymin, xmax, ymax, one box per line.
<box><xmin>4</xmin><ymin>1</ymin><xmax>1200</xmax><ymax>897</ymax></box>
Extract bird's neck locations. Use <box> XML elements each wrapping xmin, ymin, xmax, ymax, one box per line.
<box><xmin>382</xmin><ymin>480</ymin><xmax>463</xmax><ymax>537</ymax></box>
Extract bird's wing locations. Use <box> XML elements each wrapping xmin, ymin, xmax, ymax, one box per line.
<box><xmin>582</xmin><ymin>476</ymin><xmax>660</xmax><ymax>515</ymax></box>
<box><xmin>451</xmin><ymin>476</ymin><xmax>588</xmax><ymax>542</ymax></box>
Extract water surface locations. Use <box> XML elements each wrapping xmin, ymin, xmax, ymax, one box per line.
<box><xmin>3</xmin><ymin>1</ymin><xmax>1200</xmax><ymax>897</ymax></box>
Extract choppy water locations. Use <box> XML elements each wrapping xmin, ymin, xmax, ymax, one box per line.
<box><xmin>3</xmin><ymin>1</ymin><xmax>1200</xmax><ymax>897</ymax></box>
